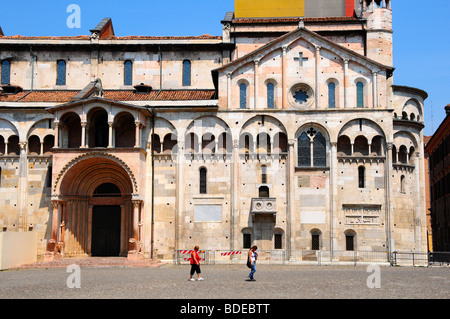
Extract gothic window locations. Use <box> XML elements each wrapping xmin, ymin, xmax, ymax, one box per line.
<box><xmin>297</xmin><ymin>128</ymin><xmax>327</xmax><ymax>167</ymax></box>
<box><xmin>56</xmin><ymin>60</ymin><xmax>66</xmax><ymax>86</ymax></box>
<box><xmin>182</xmin><ymin>60</ymin><xmax>191</xmax><ymax>86</ymax></box>
<box><xmin>199</xmin><ymin>167</ymin><xmax>207</xmax><ymax>194</ymax></box>
<box><xmin>313</xmin><ymin>132</ymin><xmax>326</xmax><ymax>167</ymax></box>
<box><xmin>297</xmin><ymin>132</ymin><xmax>310</xmax><ymax>167</ymax></box>
<box><xmin>328</xmin><ymin>82</ymin><xmax>336</xmax><ymax>108</ymax></box>
<box><xmin>358</xmin><ymin>166</ymin><xmax>365</xmax><ymax>188</ymax></box>
<box><xmin>124</xmin><ymin>60</ymin><xmax>133</xmax><ymax>86</ymax></box>
<box><xmin>1</xmin><ymin>60</ymin><xmax>10</xmax><ymax>85</ymax></box>
<box><xmin>267</xmin><ymin>83</ymin><xmax>274</xmax><ymax>108</ymax></box>
<box><xmin>240</xmin><ymin>83</ymin><xmax>247</xmax><ymax>109</ymax></box>
<box><xmin>356</xmin><ymin>82</ymin><xmax>364</xmax><ymax>108</ymax></box>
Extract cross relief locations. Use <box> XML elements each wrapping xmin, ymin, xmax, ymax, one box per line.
<box><xmin>294</xmin><ymin>52</ymin><xmax>308</xmax><ymax>66</ymax></box>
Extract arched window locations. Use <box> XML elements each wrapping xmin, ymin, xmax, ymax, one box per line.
<box><xmin>358</xmin><ymin>166</ymin><xmax>365</xmax><ymax>188</ymax></box>
<box><xmin>345</xmin><ymin>229</ymin><xmax>356</xmax><ymax>251</ymax></box>
<box><xmin>328</xmin><ymin>82</ymin><xmax>336</xmax><ymax>108</ymax></box>
<box><xmin>313</xmin><ymin>132</ymin><xmax>326</xmax><ymax>167</ymax></box>
<box><xmin>258</xmin><ymin>185</ymin><xmax>269</xmax><ymax>198</ymax></box>
<box><xmin>267</xmin><ymin>83</ymin><xmax>274</xmax><ymax>108</ymax></box>
<box><xmin>57</xmin><ymin>60</ymin><xmax>66</xmax><ymax>86</ymax></box>
<box><xmin>124</xmin><ymin>60</ymin><xmax>133</xmax><ymax>86</ymax></box>
<box><xmin>400</xmin><ymin>175</ymin><xmax>406</xmax><ymax>194</ymax></box>
<box><xmin>1</xmin><ymin>60</ymin><xmax>11</xmax><ymax>85</ymax></box>
<box><xmin>298</xmin><ymin>129</ymin><xmax>327</xmax><ymax>167</ymax></box>
<box><xmin>311</xmin><ymin>229</ymin><xmax>321</xmax><ymax>250</ymax></box>
<box><xmin>199</xmin><ymin>167</ymin><xmax>207</xmax><ymax>194</ymax></box>
<box><xmin>261</xmin><ymin>165</ymin><xmax>267</xmax><ymax>184</ymax></box>
<box><xmin>240</xmin><ymin>83</ymin><xmax>247</xmax><ymax>109</ymax></box>
<box><xmin>297</xmin><ymin>132</ymin><xmax>310</xmax><ymax>167</ymax></box>
<box><xmin>182</xmin><ymin>60</ymin><xmax>191</xmax><ymax>86</ymax></box>
<box><xmin>356</xmin><ymin>82</ymin><xmax>364</xmax><ymax>108</ymax></box>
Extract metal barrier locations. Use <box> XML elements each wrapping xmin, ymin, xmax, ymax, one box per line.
<box><xmin>390</xmin><ymin>251</ymin><xmax>428</xmax><ymax>267</ymax></box>
<box><xmin>174</xmin><ymin>249</ymin><xmax>449</xmax><ymax>266</ymax></box>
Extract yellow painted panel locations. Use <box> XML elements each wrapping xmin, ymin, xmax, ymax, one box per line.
<box><xmin>235</xmin><ymin>0</ymin><xmax>305</xmax><ymax>18</ymax></box>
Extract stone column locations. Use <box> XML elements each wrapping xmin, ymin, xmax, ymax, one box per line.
<box><xmin>372</xmin><ymin>71</ymin><xmax>378</xmax><ymax>108</ymax></box>
<box><xmin>315</xmin><ymin>45</ymin><xmax>321</xmax><ymax>109</ymax></box>
<box><xmin>51</xmin><ymin>200</ymin><xmax>60</xmax><ymax>241</ymax></box>
<box><xmin>282</xmin><ymin>46</ymin><xmax>288</xmax><ymax>109</ymax></box>
<box><xmin>413</xmin><ymin>152</ymin><xmax>423</xmax><ymax>251</ymax></box>
<box><xmin>80</xmin><ymin>121</ymin><xmax>87</xmax><ymax>148</ymax></box>
<box><xmin>54</xmin><ymin>121</ymin><xmax>60</xmax><ymax>148</ymax></box>
<box><xmin>227</xmin><ymin>73</ymin><xmax>232</xmax><ymax>109</ymax></box>
<box><xmin>18</xmin><ymin>142</ymin><xmax>28</xmax><ymax>231</ymax></box>
<box><xmin>108</xmin><ymin>121</ymin><xmax>114</xmax><ymax>148</ymax></box>
<box><xmin>175</xmin><ymin>139</ymin><xmax>185</xmax><ymax>251</ymax></box>
<box><xmin>132</xmin><ymin>200</ymin><xmax>141</xmax><ymax>240</ymax></box>
<box><xmin>343</xmin><ymin>58</ymin><xmax>349</xmax><ymax>108</ymax></box>
<box><xmin>329</xmin><ymin>142</ymin><xmax>338</xmax><ymax>257</ymax></box>
<box><xmin>287</xmin><ymin>139</ymin><xmax>296</xmax><ymax>261</ymax></box>
<box><xmin>385</xmin><ymin>142</ymin><xmax>394</xmax><ymax>256</ymax></box>
<box><xmin>231</xmin><ymin>139</ymin><xmax>240</xmax><ymax>252</ymax></box>
<box><xmin>134</xmin><ymin>121</ymin><xmax>141</xmax><ymax>148</ymax></box>
<box><xmin>254</xmin><ymin>59</ymin><xmax>260</xmax><ymax>109</ymax></box>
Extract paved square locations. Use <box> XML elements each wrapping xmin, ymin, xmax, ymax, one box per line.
<box><xmin>0</xmin><ymin>264</ymin><xmax>449</xmax><ymax>299</ymax></box>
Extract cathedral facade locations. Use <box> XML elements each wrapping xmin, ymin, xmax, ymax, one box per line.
<box><xmin>0</xmin><ymin>0</ymin><xmax>428</xmax><ymax>262</ymax></box>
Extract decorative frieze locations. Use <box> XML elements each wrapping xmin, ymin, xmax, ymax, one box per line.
<box><xmin>342</xmin><ymin>204</ymin><xmax>381</xmax><ymax>225</ymax></box>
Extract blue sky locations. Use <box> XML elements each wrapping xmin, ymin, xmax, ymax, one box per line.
<box><xmin>0</xmin><ymin>0</ymin><xmax>449</xmax><ymax>136</ymax></box>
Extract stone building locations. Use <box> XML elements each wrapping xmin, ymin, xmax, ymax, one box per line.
<box><xmin>0</xmin><ymin>0</ymin><xmax>429</xmax><ymax>262</ymax></box>
<box><xmin>425</xmin><ymin>105</ymin><xmax>450</xmax><ymax>252</ymax></box>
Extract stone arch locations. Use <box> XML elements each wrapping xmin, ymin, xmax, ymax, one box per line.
<box><xmin>54</xmin><ymin>152</ymin><xmax>138</xmax><ymax>195</ymax></box>
<box><xmin>240</xmin><ymin>115</ymin><xmax>287</xmax><ymax>152</ymax></box>
<box><xmin>114</xmin><ymin>111</ymin><xmax>135</xmax><ymax>148</ymax></box>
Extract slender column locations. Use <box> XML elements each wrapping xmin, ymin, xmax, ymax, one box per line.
<box><xmin>80</xmin><ymin>121</ymin><xmax>87</xmax><ymax>148</ymax></box>
<box><xmin>51</xmin><ymin>200</ymin><xmax>60</xmax><ymax>241</ymax></box>
<box><xmin>287</xmin><ymin>139</ymin><xmax>296</xmax><ymax>261</ymax></box>
<box><xmin>54</xmin><ymin>122</ymin><xmax>60</xmax><ymax>148</ymax></box>
<box><xmin>231</xmin><ymin>139</ymin><xmax>239</xmax><ymax>251</ymax></box>
<box><xmin>108</xmin><ymin>121</ymin><xmax>113</xmax><ymax>148</ymax></box>
<box><xmin>254</xmin><ymin>59</ymin><xmax>259</xmax><ymax>109</ymax></box>
<box><xmin>134</xmin><ymin>121</ymin><xmax>141</xmax><ymax>148</ymax></box>
<box><xmin>40</xmin><ymin>142</ymin><xmax>44</xmax><ymax>155</ymax></box>
<box><xmin>175</xmin><ymin>139</ymin><xmax>185</xmax><ymax>251</ymax></box>
<box><xmin>315</xmin><ymin>46</ymin><xmax>321</xmax><ymax>109</ymax></box>
<box><xmin>132</xmin><ymin>200</ymin><xmax>141</xmax><ymax>240</ymax></box>
<box><xmin>226</xmin><ymin>73</ymin><xmax>232</xmax><ymax>109</ymax></box>
<box><xmin>372</xmin><ymin>71</ymin><xmax>378</xmax><ymax>108</ymax></box>
<box><xmin>343</xmin><ymin>58</ymin><xmax>349</xmax><ymax>108</ymax></box>
<box><xmin>385</xmin><ymin>142</ymin><xmax>394</xmax><ymax>256</ymax></box>
<box><xmin>413</xmin><ymin>152</ymin><xmax>423</xmax><ymax>250</ymax></box>
<box><xmin>329</xmin><ymin>142</ymin><xmax>338</xmax><ymax>257</ymax></box>
<box><xmin>282</xmin><ymin>46</ymin><xmax>288</xmax><ymax>109</ymax></box>
<box><xmin>87</xmin><ymin>204</ymin><xmax>93</xmax><ymax>255</ymax></box>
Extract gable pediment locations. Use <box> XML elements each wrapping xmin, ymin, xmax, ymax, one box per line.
<box><xmin>214</xmin><ymin>26</ymin><xmax>392</xmax><ymax>76</ymax></box>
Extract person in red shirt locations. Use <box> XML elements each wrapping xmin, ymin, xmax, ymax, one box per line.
<box><xmin>189</xmin><ymin>246</ymin><xmax>204</xmax><ymax>281</ymax></box>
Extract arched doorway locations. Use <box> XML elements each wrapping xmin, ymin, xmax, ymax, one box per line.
<box><xmin>56</xmin><ymin>155</ymin><xmax>137</xmax><ymax>257</ymax></box>
<box><xmin>91</xmin><ymin>183</ymin><xmax>121</xmax><ymax>257</ymax></box>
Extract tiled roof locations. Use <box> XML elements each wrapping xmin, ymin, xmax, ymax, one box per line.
<box><xmin>0</xmin><ymin>89</ymin><xmax>216</xmax><ymax>103</ymax></box>
<box><xmin>0</xmin><ymin>34</ymin><xmax>221</xmax><ymax>41</ymax></box>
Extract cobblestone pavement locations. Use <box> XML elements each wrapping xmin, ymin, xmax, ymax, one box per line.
<box><xmin>0</xmin><ymin>264</ymin><xmax>449</xmax><ymax>299</ymax></box>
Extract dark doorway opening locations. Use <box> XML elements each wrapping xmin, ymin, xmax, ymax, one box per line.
<box><xmin>91</xmin><ymin>205</ymin><xmax>121</xmax><ymax>256</ymax></box>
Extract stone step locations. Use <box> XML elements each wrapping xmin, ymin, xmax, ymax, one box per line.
<box><xmin>14</xmin><ymin>257</ymin><xmax>165</xmax><ymax>269</ymax></box>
